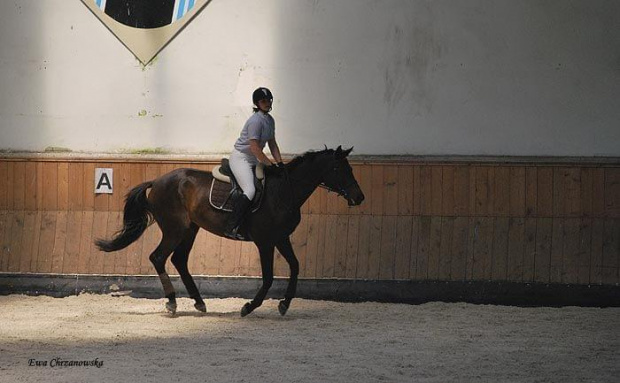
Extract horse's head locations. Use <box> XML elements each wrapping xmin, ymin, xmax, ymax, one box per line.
<box><xmin>321</xmin><ymin>146</ymin><xmax>365</xmax><ymax>206</ymax></box>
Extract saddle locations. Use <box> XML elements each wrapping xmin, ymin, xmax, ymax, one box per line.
<box><xmin>209</xmin><ymin>159</ymin><xmax>265</xmax><ymax>213</ymax></box>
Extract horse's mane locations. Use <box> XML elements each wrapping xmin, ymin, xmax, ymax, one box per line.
<box><xmin>286</xmin><ymin>148</ymin><xmax>334</xmax><ymax>170</ymax></box>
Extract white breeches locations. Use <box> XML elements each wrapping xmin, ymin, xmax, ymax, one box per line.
<box><xmin>229</xmin><ymin>149</ymin><xmax>258</xmax><ymax>200</ymax></box>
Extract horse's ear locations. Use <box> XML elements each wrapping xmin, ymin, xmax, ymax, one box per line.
<box><xmin>344</xmin><ymin>146</ymin><xmax>353</xmax><ymax>156</ymax></box>
<box><xmin>336</xmin><ymin>145</ymin><xmax>342</xmax><ymax>154</ymax></box>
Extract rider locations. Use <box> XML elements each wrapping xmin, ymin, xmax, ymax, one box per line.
<box><xmin>224</xmin><ymin>87</ymin><xmax>284</xmax><ymax>239</ymax></box>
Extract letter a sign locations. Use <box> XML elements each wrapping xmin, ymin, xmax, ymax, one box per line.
<box><xmin>81</xmin><ymin>0</ymin><xmax>212</xmax><ymax>65</ymax></box>
<box><xmin>95</xmin><ymin>168</ymin><xmax>114</xmax><ymax>194</ymax></box>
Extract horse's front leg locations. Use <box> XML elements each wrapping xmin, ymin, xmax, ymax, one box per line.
<box><xmin>241</xmin><ymin>243</ymin><xmax>274</xmax><ymax>317</ymax></box>
<box><xmin>275</xmin><ymin>237</ymin><xmax>299</xmax><ymax>316</ymax></box>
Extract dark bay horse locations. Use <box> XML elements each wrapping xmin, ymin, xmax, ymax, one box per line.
<box><xmin>95</xmin><ymin>146</ymin><xmax>364</xmax><ymax>316</ymax></box>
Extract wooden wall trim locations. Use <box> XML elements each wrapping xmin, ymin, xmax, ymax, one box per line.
<box><xmin>2</xmin><ymin>152</ymin><xmax>619</xmax><ymax>166</ymax></box>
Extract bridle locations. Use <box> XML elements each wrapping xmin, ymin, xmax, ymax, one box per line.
<box><xmin>318</xmin><ymin>179</ymin><xmax>358</xmax><ymax>201</ymax></box>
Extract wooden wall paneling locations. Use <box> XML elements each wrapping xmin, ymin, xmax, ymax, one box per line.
<box><xmin>12</xmin><ymin>162</ymin><xmax>26</xmax><ymax>210</ymax></box>
<box><xmin>0</xmin><ymin>162</ymin><xmax>7</xmax><ymax>209</ymax></box>
<box><xmin>110</xmin><ymin>163</ymin><xmax>129</xmax><ymax>211</ymax></box>
<box><xmin>308</xmin><ymin>215</ymin><xmax>327</xmax><ymax>277</ymax></box>
<box><xmin>113</xmin><ymin>210</ymin><xmax>130</xmax><ymax>275</ymax></box>
<box><xmin>344</xmin><ymin>215</ymin><xmax>360</xmax><ymax>279</ymax></box>
<box><xmin>367</xmin><ymin>216</ymin><xmax>383</xmax><ymax>279</ymax></box>
<box><xmin>577</xmin><ymin>218</ymin><xmax>592</xmax><ymax>284</ymax></box>
<box><xmin>589</xmin><ymin>219</ymin><xmax>604</xmax><ymax>284</ymax></box>
<box><xmin>438</xmin><ymin>217</ymin><xmax>454</xmax><ymax>280</ymax></box>
<box><xmin>522</xmin><ymin>218</ymin><xmax>537</xmax><ymax>282</ymax></box>
<box><xmin>561</xmin><ymin>218</ymin><xmax>581</xmax><ymax>283</ymax></box>
<box><xmin>371</xmin><ymin>165</ymin><xmax>384</xmax><ymax>216</ymax></box>
<box><xmin>187</xmin><ymin>229</ymin><xmax>204</xmax><ymax>275</ymax></box>
<box><xmin>383</xmin><ymin>166</ymin><xmax>399</xmax><ymax>216</ymax></box>
<box><xmin>5</xmin><ymin>163</ymin><xmax>15</xmax><ymax>210</ymax></box>
<box><xmin>493</xmin><ymin>167</ymin><xmax>510</xmax><ymax>217</ymax></box>
<box><xmin>397</xmin><ymin>166</ymin><xmax>414</xmax><ymax>215</ymax></box>
<box><xmin>379</xmin><ymin>215</ymin><xmax>397</xmax><ymax>280</ymax></box>
<box><xmin>491</xmin><ymin>217</ymin><xmax>509</xmax><ymax>281</ymax></box>
<box><xmin>274</xmin><ymin>247</ymin><xmax>288</xmax><ymax>278</ymax></box>
<box><xmin>67</xmin><ymin>163</ymin><xmax>84</xmax><ymax>211</ymax></box>
<box><xmin>453</xmin><ymin>166</ymin><xmax>470</xmax><ymax>216</ymax></box>
<box><xmin>204</xmin><ymin>231</ymin><xmax>222</xmax><ymax>276</ymax></box>
<box><xmin>36</xmin><ymin>212</ymin><xmax>56</xmax><ymax>273</ymax></box>
<box><xmin>474</xmin><ymin>167</ymin><xmax>490</xmax><ymax>216</ymax></box>
<box><xmin>604</xmin><ymin>169</ymin><xmax>620</xmax><ymax>218</ymax></box>
<box><xmin>333</xmin><ymin>215</ymin><xmax>349</xmax><ymax>278</ymax></box>
<box><xmin>415</xmin><ymin>216</ymin><xmax>432</xmax><ymax>280</ymax></box>
<box><xmin>89</xmin><ymin>211</ymin><xmax>108</xmax><ymax>274</ymax></box>
<box><xmin>580</xmin><ymin>168</ymin><xmax>594</xmax><ymax>217</ymax></box>
<box><xmin>42</xmin><ymin>162</ymin><xmax>58</xmax><ymax>211</ymax></box>
<box><xmin>441</xmin><ymin>166</ymin><xmax>455</xmax><ymax>217</ymax></box>
<box><xmin>219</xmin><ymin>238</ymin><xmax>241</xmax><ymax>276</ymax></box>
<box><xmin>509</xmin><ymin>167</ymin><xmax>526</xmax><ymax>217</ymax></box>
<box><xmin>537</xmin><ymin>167</ymin><xmax>553</xmax><ymax>217</ymax></box>
<box><xmin>591</xmin><ymin>168</ymin><xmax>605</xmax><ymax>217</ymax></box>
<box><xmin>464</xmin><ymin>217</ymin><xmax>476</xmax><ymax>280</ymax></box>
<box><xmin>355</xmin><ymin>215</ymin><xmax>372</xmax><ymax>279</ymax></box>
<box><xmin>419</xmin><ymin>166</ymin><xmax>433</xmax><ymax>216</ymax></box>
<box><xmin>0</xmin><ymin>212</ymin><xmax>12</xmax><ymax>271</ymax></box>
<box><xmin>77</xmin><ymin>211</ymin><xmax>94</xmax><ymax>274</ymax></box>
<box><xmin>7</xmin><ymin>211</ymin><xmax>24</xmax><ymax>272</ymax></box>
<box><xmin>525</xmin><ymin>167</ymin><xmax>537</xmax><ymax>217</ymax></box>
<box><xmin>62</xmin><ymin>210</ymin><xmax>83</xmax><ymax>273</ymax></box>
<box><xmin>82</xmin><ymin>163</ymin><xmax>95</xmax><ymax>211</ymax></box>
<box><xmin>124</xmin><ymin>223</ymin><xmax>145</xmax><ymax>275</ymax></box>
<box><xmin>321</xmin><ymin>215</ymin><xmax>338</xmax><ymax>278</ymax></box>
<box><xmin>20</xmin><ymin>211</ymin><xmax>41</xmax><ymax>272</ymax></box>
<box><xmin>303</xmin><ymin>214</ymin><xmax>320</xmax><ymax>278</ymax></box>
<box><xmin>564</xmin><ymin>168</ymin><xmax>582</xmax><ymax>217</ymax></box>
<box><xmin>0</xmin><ymin>211</ymin><xmax>13</xmax><ymax>271</ymax></box>
<box><xmin>50</xmin><ymin>211</ymin><xmax>68</xmax><ymax>273</ymax></box>
<box><xmin>431</xmin><ymin>167</ymin><xmax>443</xmax><ymax>216</ymax></box>
<box><xmin>291</xmin><ymin>214</ymin><xmax>309</xmax><ymax>278</ymax></box>
<box><xmin>472</xmin><ymin>217</ymin><xmax>494</xmax><ymax>280</ymax></box>
<box><xmin>136</xmin><ymin>224</ymin><xmax>155</xmax><ymax>275</ymax></box>
<box><xmin>57</xmin><ymin>163</ymin><xmax>69</xmax><ymax>211</ymax></box>
<box><xmin>549</xmin><ymin>218</ymin><xmax>564</xmax><ymax>283</ymax></box>
<box><xmin>357</xmin><ymin>165</ymin><xmax>373</xmax><ymax>215</ymax></box>
<box><xmin>239</xmin><ymin>241</ymin><xmax>258</xmax><ymax>277</ymax></box>
<box><xmin>145</xmin><ymin>163</ymin><xmax>162</xmax><ymax>188</ymax></box>
<box><xmin>394</xmin><ymin>215</ymin><xmax>413</xmax><ymax>280</ymax></box>
<box><xmin>130</xmin><ymin>163</ymin><xmax>147</xmax><ymax>198</ymax></box>
<box><xmin>533</xmin><ymin>218</ymin><xmax>552</xmax><ymax>283</ymax></box>
<box><xmin>408</xmin><ymin>216</ymin><xmax>421</xmax><ymax>279</ymax></box>
<box><xmin>506</xmin><ymin>218</ymin><xmax>525</xmax><ymax>282</ymax></box>
<box><xmin>450</xmin><ymin>217</ymin><xmax>470</xmax><ymax>281</ymax></box>
<box><xmin>601</xmin><ymin>219</ymin><xmax>619</xmax><ymax>284</ymax></box>
<box><xmin>101</xmin><ymin>211</ymin><xmax>118</xmax><ymax>274</ymax></box>
<box><xmin>412</xmin><ymin>166</ymin><xmax>421</xmax><ymax>215</ymax></box>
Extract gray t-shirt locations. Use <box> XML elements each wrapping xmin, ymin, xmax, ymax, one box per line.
<box><xmin>234</xmin><ymin>111</ymin><xmax>275</xmax><ymax>154</ymax></box>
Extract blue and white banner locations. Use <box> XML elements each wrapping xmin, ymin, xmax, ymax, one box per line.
<box><xmin>172</xmin><ymin>0</ymin><xmax>196</xmax><ymax>23</ymax></box>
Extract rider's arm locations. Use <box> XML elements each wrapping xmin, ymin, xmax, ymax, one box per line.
<box><xmin>249</xmin><ymin>139</ymin><xmax>273</xmax><ymax>166</ymax></box>
<box><xmin>267</xmin><ymin>139</ymin><xmax>283</xmax><ymax>164</ymax></box>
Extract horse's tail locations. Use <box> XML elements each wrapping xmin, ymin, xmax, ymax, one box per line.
<box><xmin>95</xmin><ymin>181</ymin><xmax>154</xmax><ymax>252</ymax></box>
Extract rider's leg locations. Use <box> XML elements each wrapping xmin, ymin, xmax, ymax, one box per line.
<box><xmin>225</xmin><ymin>150</ymin><xmax>256</xmax><ymax>238</ymax></box>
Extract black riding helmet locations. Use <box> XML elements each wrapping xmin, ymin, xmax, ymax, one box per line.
<box><xmin>252</xmin><ymin>87</ymin><xmax>273</xmax><ymax>105</ymax></box>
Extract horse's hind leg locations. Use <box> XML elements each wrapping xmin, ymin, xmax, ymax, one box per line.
<box><xmin>241</xmin><ymin>243</ymin><xmax>274</xmax><ymax>317</ymax></box>
<box><xmin>149</xmin><ymin>233</ymin><xmax>183</xmax><ymax>314</ymax></box>
<box><xmin>170</xmin><ymin>223</ymin><xmax>206</xmax><ymax>313</ymax></box>
<box><xmin>276</xmin><ymin>237</ymin><xmax>299</xmax><ymax>316</ymax></box>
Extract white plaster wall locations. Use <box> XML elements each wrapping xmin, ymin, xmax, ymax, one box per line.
<box><xmin>0</xmin><ymin>0</ymin><xmax>618</xmax><ymax>156</ymax></box>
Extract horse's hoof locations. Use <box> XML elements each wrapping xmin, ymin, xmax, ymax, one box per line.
<box><xmin>165</xmin><ymin>301</ymin><xmax>177</xmax><ymax>315</ymax></box>
<box><xmin>278</xmin><ymin>300</ymin><xmax>290</xmax><ymax>316</ymax></box>
<box><xmin>194</xmin><ymin>302</ymin><xmax>207</xmax><ymax>313</ymax></box>
<box><xmin>240</xmin><ymin>302</ymin><xmax>254</xmax><ymax>317</ymax></box>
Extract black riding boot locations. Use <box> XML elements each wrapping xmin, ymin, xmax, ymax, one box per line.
<box><xmin>224</xmin><ymin>195</ymin><xmax>252</xmax><ymax>240</ymax></box>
